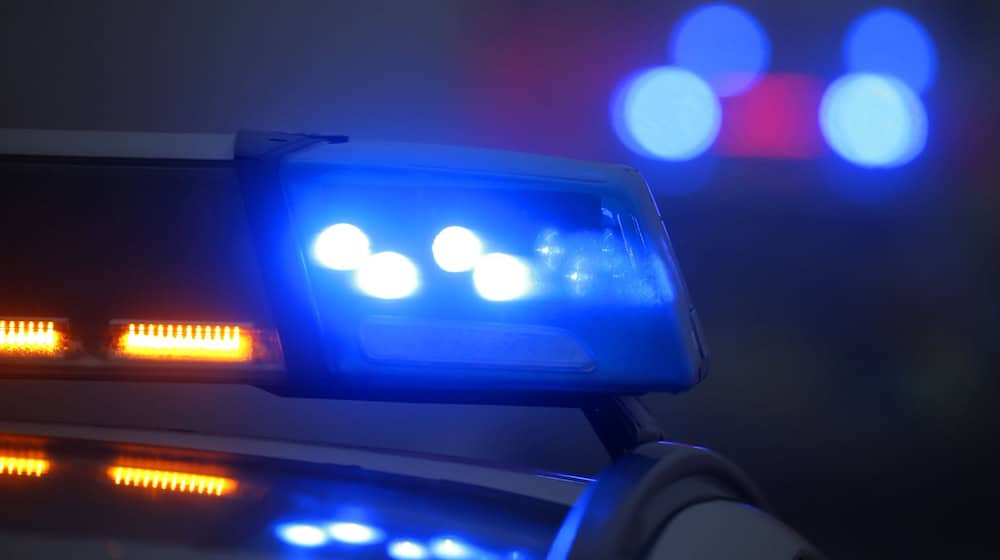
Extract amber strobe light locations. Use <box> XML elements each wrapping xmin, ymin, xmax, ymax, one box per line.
<box><xmin>113</xmin><ymin>322</ymin><xmax>253</xmax><ymax>362</ymax></box>
<box><xmin>0</xmin><ymin>319</ymin><xmax>66</xmax><ymax>358</ymax></box>
<box><xmin>109</xmin><ymin>466</ymin><xmax>235</xmax><ymax>496</ymax></box>
<box><xmin>0</xmin><ymin>455</ymin><xmax>50</xmax><ymax>477</ymax></box>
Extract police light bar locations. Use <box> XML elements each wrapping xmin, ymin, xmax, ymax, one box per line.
<box><xmin>240</xmin><ymin>134</ymin><xmax>708</xmax><ymax>397</ymax></box>
<box><xmin>0</xmin><ymin>129</ymin><xmax>706</xmax><ymax>401</ymax></box>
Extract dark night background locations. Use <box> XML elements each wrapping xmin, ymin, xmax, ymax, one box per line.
<box><xmin>0</xmin><ymin>1</ymin><xmax>998</xmax><ymax>558</ymax></box>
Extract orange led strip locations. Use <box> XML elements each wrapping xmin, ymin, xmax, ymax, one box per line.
<box><xmin>115</xmin><ymin>323</ymin><xmax>252</xmax><ymax>362</ymax></box>
<box><xmin>0</xmin><ymin>320</ymin><xmax>64</xmax><ymax>357</ymax></box>
<box><xmin>0</xmin><ymin>455</ymin><xmax>50</xmax><ymax>477</ymax></box>
<box><xmin>108</xmin><ymin>466</ymin><xmax>235</xmax><ymax>496</ymax></box>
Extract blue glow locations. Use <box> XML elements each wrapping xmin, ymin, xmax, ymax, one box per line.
<box><xmin>355</xmin><ymin>251</ymin><xmax>420</xmax><ymax>299</ymax></box>
<box><xmin>845</xmin><ymin>8</ymin><xmax>937</xmax><ymax>93</ymax></box>
<box><xmin>275</xmin><ymin>523</ymin><xmax>328</xmax><ymax>548</ymax></box>
<box><xmin>429</xmin><ymin>537</ymin><xmax>474</xmax><ymax>559</ymax></box>
<box><xmin>819</xmin><ymin>73</ymin><xmax>927</xmax><ymax>168</ymax></box>
<box><xmin>611</xmin><ymin>66</ymin><xmax>721</xmax><ymax>161</ymax></box>
<box><xmin>671</xmin><ymin>4</ymin><xmax>770</xmax><ymax>97</ymax></box>
<box><xmin>473</xmin><ymin>253</ymin><xmax>533</xmax><ymax>302</ymax></box>
<box><xmin>314</xmin><ymin>223</ymin><xmax>371</xmax><ymax>271</ymax></box>
<box><xmin>327</xmin><ymin>521</ymin><xmax>384</xmax><ymax>545</ymax></box>
<box><xmin>388</xmin><ymin>540</ymin><xmax>430</xmax><ymax>559</ymax></box>
<box><xmin>433</xmin><ymin>226</ymin><xmax>484</xmax><ymax>272</ymax></box>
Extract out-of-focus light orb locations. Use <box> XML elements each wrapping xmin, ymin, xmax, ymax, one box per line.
<box><xmin>429</xmin><ymin>537</ymin><xmax>473</xmax><ymax>558</ymax></box>
<box><xmin>327</xmin><ymin>522</ymin><xmax>384</xmax><ymax>545</ymax></box>
<box><xmin>275</xmin><ymin>523</ymin><xmax>328</xmax><ymax>548</ymax></box>
<box><xmin>845</xmin><ymin>8</ymin><xmax>937</xmax><ymax>93</ymax></box>
<box><xmin>314</xmin><ymin>223</ymin><xmax>371</xmax><ymax>271</ymax></box>
<box><xmin>433</xmin><ymin>226</ymin><xmax>484</xmax><ymax>272</ymax></box>
<box><xmin>473</xmin><ymin>253</ymin><xmax>533</xmax><ymax>302</ymax></box>
<box><xmin>355</xmin><ymin>251</ymin><xmax>420</xmax><ymax>299</ymax></box>
<box><xmin>671</xmin><ymin>3</ymin><xmax>771</xmax><ymax>97</ymax></box>
<box><xmin>611</xmin><ymin>66</ymin><xmax>721</xmax><ymax>161</ymax></box>
<box><xmin>388</xmin><ymin>540</ymin><xmax>430</xmax><ymax>559</ymax></box>
<box><xmin>819</xmin><ymin>73</ymin><xmax>927</xmax><ymax>168</ymax></box>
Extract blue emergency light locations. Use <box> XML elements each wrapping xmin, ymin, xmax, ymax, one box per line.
<box><xmin>237</xmin><ymin>133</ymin><xmax>708</xmax><ymax>398</ymax></box>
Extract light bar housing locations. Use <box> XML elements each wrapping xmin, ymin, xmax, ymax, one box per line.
<box><xmin>239</xmin><ymin>133</ymin><xmax>707</xmax><ymax>398</ymax></box>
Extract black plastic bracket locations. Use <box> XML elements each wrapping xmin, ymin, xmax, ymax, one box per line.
<box><xmin>582</xmin><ymin>395</ymin><xmax>665</xmax><ymax>459</ymax></box>
<box><xmin>553</xmin><ymin>441</ymin><xmax>771</xmax><ymax>560</ymax></box>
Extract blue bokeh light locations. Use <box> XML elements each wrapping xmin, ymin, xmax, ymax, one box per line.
<box><xmin>845</xmin><ymin>8</ymin><xmax>937</xmax><ymax>93</ymax></box>
<box><xmin>355</xmin><ymin>251</ymin><xmax>420</xmax><ymax>299</ymax></box>
<box><xmin>671</xmin><ymin>4</ymin><xmax>771</xmax><ymax>97</ymax></box>
<box><xmin>819</xmin><ymin>73</ymin><xmax>927</xmax><ymax>168</ymax></box>
<box><xmin>314</xmin><ymin>223</ymin><xmax>371</xmax><ymax>271</ymax></box>
<box><xmin>388</xmin><ymin>540</ymin><xmax>430</xmax><ymax>559</ymax></box>
<box><xmin>327</xmin><ymin>521</ymin><xmax>384</xmax><ymax>545</ymax></box>
<box><xmin>611</xmin><ymin>66</ymin><xmax>721</xmax><ymax>161</ymax></box>
<box><xmin>275</xmin><ymin>523</ymin><xmax>328</xmax><ymax>548</ymax></box>
<box><xmin>473</xmin><ymin>253</ymin><xmax>533</xmax><ymax>302</ymax></box>
<box><xmin>433</xmin><ymin>226</ymin><xmax>484</xmax><ymax>272</ymax></box>
<box><xmin>429</xmin><ymin>537</ymin><xmax>474</xmax><ymax>559</ymax></box>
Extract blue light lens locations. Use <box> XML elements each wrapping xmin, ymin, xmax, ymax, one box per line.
<box><xmin>612</xmin><ymin>66</ymin><xmax>721</xmax><ymax>161</ymax></box>
<box><xmin>671</xmin><ymin>3</ymin><xmax>771</xmax><ymax>96</ymax></box>
<box><xmin>275</xmin><ymin>523</ymin><xmax>328</xmax><ymax>548</ymax></box>
<box><xmin>819</xmin><ymin>73</ymin><xmax>927</xmax><ymax>168</ymax></box>
<box><xmin>432</xmin><ymin>226</ymin><xmax>484</xmax><ymax>272</ymax></box>
<box><xmin>388</xmin><ymin>540</ymin><xmax>430</xmax><ymax>559</ymax></box>
<box><xmin>327</xmin><ymin>521</ymin><xmax>384</xmax><ymax>545</ymax></box>
<box><xmin>472</xmin><ymin>253</ymin><xmax>533</xmax><ymax>302</ymax></box>
<box><xmin>844</xmin><ymin>8</ymin><xmax>936</xmax><ymax>93</ymax></box>
<box><xmin>314</xmin><ymin>223</ymin><xmax>371</xmax><ymax>270</ymax></box>
<box><xmin>355</xmin><ymin>251</ymin><xmax>420</xmax><ymax>299</ymax></box>
<box><xmin>429</xmin><ymin>537</ymin><xmax>474</xmax><ymax>559</ymax></box>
